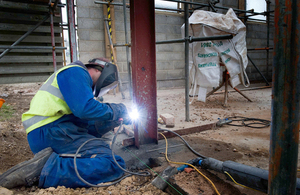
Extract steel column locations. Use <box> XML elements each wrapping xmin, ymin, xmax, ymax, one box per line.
<box><xmin>269</xmin><ymin>0</ymin><xmax>300</xmax><ymax>194</ymax></box>
<box><xmin>130</xmin><ymin>0</ymin><xmax>157</xmax><ymax>147</ymax></box>
<box><xmin>67</xmin><ymin>0</ymin><xmax>77</xmax><ymax>62</ymax></box>
<box><xmin>184</xmin><ymin>3</ymin><xmax>190</xmax><ymax>122</ymax></box>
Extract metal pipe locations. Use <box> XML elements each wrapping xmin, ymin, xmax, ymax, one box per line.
<box><xmin>50</xmin><ymin>11</ymin><xmax>57</xmax><ymax>71</ymax></box>
<box><xmin>248</xmin><ymin>47</ymin><xmax>273</xmax><ymax>51</ymax></box>
<box><xmin>114</xmin><ymin>35</ymin><xmax>233</xmax><ymax>47</ymax></box>
<box><xmin>247</xmin><ymin>54</ymin><xmax>270</xmax><ymax>86</ymax></box>
<box><xmin>0</xmin><ymin>15</ymin><xmax>50</xmax><ymax>59</ymax></box>
<box><xmin>184</xmin><ymin>2</ymin><xmax>189</xmax><ymax>122</ymax></box>
<box><xmin>0</xmin><ymin>46</ymin><xmax>66</xmax><ymax>50</ymax></box>
<box><xmin>208</xmin><ymin>1</ymin><xmax>217</xmax><ymax>12</ymax></box>
<box><xmin>122</xmin><ymin>0</ymin><xmax>132</xmax><ymax>100</ymax></box>
<box><xmin>156</xmin><ymin>35</ymin><xmax>232</xmax><ymax>44</ymax></box>
<box><xmin>67</xmin><ymin>0</ymin><xmax>77</xmax><ymax>62</ymax></box>
<box><xmin>269</xmin><ymin>0</ymin><xmax>300</xmax><ymax>194</ymax></box>
<box><xmin>104</xmin><ymin>20</ymin><xmax>125</xmax><ymax>99</ymax></box>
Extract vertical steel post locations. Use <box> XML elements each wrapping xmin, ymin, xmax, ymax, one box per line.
<box><xmin>123</xmin><ymin>0</ymin><xmax>133</xmax><ymax>99</ymax></box>
<box><xmin>269</xmin><ymin>0</ymin><xmax>300</xmax><ymax>194</ymax></box>
<box><xmin>266</xmin><ymin>0</ymin><xmax>271</xmax><ymax>81</ymax></box>
<box><xmin>50</xmin><ymin>12</ymin><xmax>57</xmax><ymax>71</ymax></box>
<box><xmin>184</xmin><ymin>3</ymin><xmax>190</xmax><ymax>122</ymax></box>
<box><xmin>67</xmin><ymin>0</ymin><xmax>77</xmax><ymax>62</ymax></box>
<box><xmin>130</xmin><ymin>0</ymin><xmax>157</xmax><ymax>147</ymax></box>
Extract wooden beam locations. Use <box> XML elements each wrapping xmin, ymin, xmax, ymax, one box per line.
<box><xmin>122</xmin><ymin>123</ymin><xmax>216</xmax><ymax>147</ymax></box>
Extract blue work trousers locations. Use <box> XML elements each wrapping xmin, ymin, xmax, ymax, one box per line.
<box><xmin>27</xmin><ymin>121</ymin><xmax>125</xmax><ymax>188</ymax></box>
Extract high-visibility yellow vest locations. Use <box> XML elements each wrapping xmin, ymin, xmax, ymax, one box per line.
<box><xmin>22</xmin><ymin>65</ymin><xmax>87</xmax><ymax>134</ymax></box>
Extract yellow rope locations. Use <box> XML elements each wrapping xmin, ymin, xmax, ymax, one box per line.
<box><xmin>159</xmin><ymin>132</ymin><xmax>221</xmax><ymax>195</ymax></box>
<box><xmin>224</xmin><ymin>171</ymin><xmax>260</xmax><ymax>192</ymax></box>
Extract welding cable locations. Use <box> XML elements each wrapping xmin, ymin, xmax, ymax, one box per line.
<box><xmin>226</xmin><ymin>116</ymin><xmax>270</xmax><ymax>128</ymax></box>
<box><xmin>74</xmin><ymin>120</ymin><xmax>150</xmax><ymax>187</ymax></box>
<box><xmin>158</xmin><ymin>128</ymin><xmax>207</xmax><ymax>159</ymax></box>
<box><xmin>110</xmin><ymin>120</ymin><xmax>151</xmax><ymax>177</ymax></box>
<box><xmin>159</xmin><ymin>132</ymin><xmax>221</xmax><ymax>195</ymax></box>
<box><xmin>74</xmin><ymin>137</ymin><xmax>132</xmax><ymax>187</ymax></box>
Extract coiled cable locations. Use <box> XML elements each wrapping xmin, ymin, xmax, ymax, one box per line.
<box><xmin>74</xmin><ymin>120</ymin><xmax>150</xmax><ymax>187</ymax></box>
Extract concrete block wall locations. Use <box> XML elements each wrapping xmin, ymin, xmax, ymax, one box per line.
<box><xmin>77</xmin><ymin>0</ymin><xmax>106</xmax><ymax>63</ymax></box>
<box><xmin>77</xmin><ymin>0</ymin><xmax>275</xmax><ymax>90</ymax></box>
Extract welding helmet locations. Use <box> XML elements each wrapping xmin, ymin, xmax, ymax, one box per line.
<box><xmin>86</xmin><ymin>58</ymin><xmax>119</xmax><ymax>97</ymax></box>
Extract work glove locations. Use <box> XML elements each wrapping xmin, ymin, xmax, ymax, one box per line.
<box><xmin>94</xmin><ymin>120</ymin><xmax>120</xmax><ymax>137</ymax></box>
<box><xmin>107</xmin><ymin>103</ymin><xmax>131</xmax><ymax>125</ymax></box>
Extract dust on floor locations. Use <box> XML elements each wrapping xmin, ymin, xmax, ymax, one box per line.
<box><xmin>0</xmin><ymin>82</ymin><xmax>294</xmax><ymax>195</ymax></box>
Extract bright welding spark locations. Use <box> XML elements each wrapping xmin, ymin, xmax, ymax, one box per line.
<box><xmin>129</xmin><ymin>108</ymin><xmax>139</xmax><ymax>121</ymax></box>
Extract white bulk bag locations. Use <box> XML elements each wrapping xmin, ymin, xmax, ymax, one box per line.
<box><xmin>182</xmin><ymin>8</ymin><xmax>250</xmax><ymax>102</ymax></box>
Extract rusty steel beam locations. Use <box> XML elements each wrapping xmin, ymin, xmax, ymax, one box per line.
<box><xmin>269</xmin><ymin>0</ymin><xmax>300</xmax><ymax>194</ymax></box>
<box><xmin>122</xmin><ymin>123</ymin><xmax>216</xmax><ymax>147</ymax></box>
<box><xmin>158</xmin><ymin>123</ymin><xmax>216</xmax><ymax>140</ymax></box>
<box><xmin>66</xmin><ymin>0</ymin><xmax>77</xmax><ymax>62</ymax></box>
<box><xmin>130</xmin><ymin>0</ymin><xmax>157</xmax><ymax>148</ymax></box>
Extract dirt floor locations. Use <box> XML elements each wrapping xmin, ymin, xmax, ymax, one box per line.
<box><xmin>0</xmin><ymin>82</ymin><xmax>298</xmax><ymax>195</ymax></box>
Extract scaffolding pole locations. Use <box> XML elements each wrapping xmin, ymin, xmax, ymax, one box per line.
<box><xmin>94</xmin><ymin>0</ymin><xmax>274</xmax><ymax>141</ymax></box>
<box><xmin>50</xmin><ymin>7</ymin><xmax>57</xmax><ymax>71</ymax></box>
<box><xmin>0</xmin><ymin>15</ymin><xmax>50</xmax><ymax>59</ymax></box>
<box><xmin>184</xmin><ymin>2</ymin><xmax>189</xmax><ymax>122</ymax></box>
<box><xmin>67</xmin><ymin>0</ymin><xmax>77</xmax><ymax>62</ymax></box>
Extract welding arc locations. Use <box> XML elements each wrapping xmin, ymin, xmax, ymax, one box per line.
<box><xmin>158</xmin><ymin>128</ymin><xmax>207</xmax><ymax>159</ymax></box>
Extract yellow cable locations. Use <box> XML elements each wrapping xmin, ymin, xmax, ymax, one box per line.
<box><xmin>159</xmin><ymin>132</ymin><xmax>221</xmax><ymax>195</ymax></box>
<box><xmin>224</xmin><ymin>171</ymin><xmax>260</xmax><ymax>192</ymax></box>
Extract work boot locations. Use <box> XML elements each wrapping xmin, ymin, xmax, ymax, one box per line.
<box><xmin>0</xmin><ymin>147</ymin><xmax>53</xmax><ymax>189</ymax></box>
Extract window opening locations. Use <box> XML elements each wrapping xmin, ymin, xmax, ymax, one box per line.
<box><xmin>246</xmin><ymin>0</ymin><xmax>266</xmax><ymax>21</ymax></box>
<box><xmin>155</xmin><ymin>0</ymin><xmax>179</xmax><ymax>13</ymax></box>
